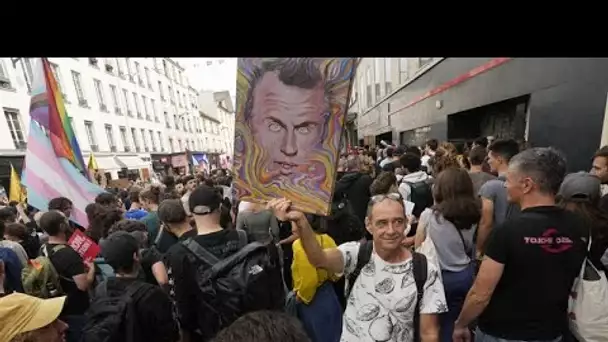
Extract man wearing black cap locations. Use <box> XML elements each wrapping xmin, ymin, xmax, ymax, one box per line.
<box><xmin>164</xmin><ymin>185</ymin><xmax>246</xmax><ymax>341</ymax></box>
<box><xmin>90</xmin><ymin>231</ymin><xmax>178</xmax><ymax>342</ymax></box>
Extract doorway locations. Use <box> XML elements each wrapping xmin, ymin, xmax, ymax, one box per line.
<box><xmin>447</xmin><ymin>95</ymin><xmax>530</xmax><ymax>144</ymax></box>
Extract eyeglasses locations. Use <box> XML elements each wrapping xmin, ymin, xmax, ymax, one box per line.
<box><xmin>369</xmin><ymin>193</ymin><xmax>403</xmax><ymax>205</ymax></box>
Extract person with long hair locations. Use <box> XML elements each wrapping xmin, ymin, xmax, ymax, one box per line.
<box><xmin>415</xmin><ymin>168</ymin><xmax>480</xmax><ymax>342</ymax></box>
<box><xmin>558</xmin><ymin>172</ymin><xmax>608</xmax><ymax>272</ymax></box>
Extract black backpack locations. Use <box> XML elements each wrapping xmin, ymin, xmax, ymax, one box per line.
<box><xmin>327</xmin><ymin>195</ymin><xmax>365</xmax><ymax>245</ymax></box>
<box><xmin>402</xmin><ymin>178</ymin><xmax>434</xmax><ymax>219</ymax></box>
<box><xmin>346</xmin><ymin>241</ymin><xmax>428</xmax><ymax>342</ymax></box>
<box><xmin>181</xmin><ymin>237</ymin><xmax>285</xmax><ymax>340</ymax></box>
<box><xmin>81</xmin><ymin>281</ymin><xmax>150</xmax><ymax>342</ymax></box>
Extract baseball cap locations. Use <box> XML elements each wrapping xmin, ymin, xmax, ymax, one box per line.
<box><xmin>558</xmin><ymin>171</ymin><xmax>601</xmax><ymax>203</ymax></box>
<box><xmin>0</xmin><ymin>293</ymin><xmax>66</xmax><ymax>341</ymax></box>
<box><xmin>189</xmin><ymin>185</ymin><xmax>222</xmax><ymax>215</ymax></box>
<box><xmin>100</xmin><ymin>231</ymin><xmax>139</xmax><ymax>271</ymax></box>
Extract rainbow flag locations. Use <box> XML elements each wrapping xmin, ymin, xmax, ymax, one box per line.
<box><xmin>23</xmin><ymin>58</ymin><xmax>104</xmax><ymax>227</ymax></box>
<box><xmin>31</xmin><ymin>58</ymin><xmax>88</xmax><ymax>175</ymax></box>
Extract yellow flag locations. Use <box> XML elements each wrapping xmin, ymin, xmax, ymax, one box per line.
<box><xmin>88</xmin><ymin>154</ymin><xmax>99</xmax><ymax>170</ymax></box>
<box><xmin>9</xmin><ymin>164</ymin><xmax>26</xmax><ymax>203</ymax></box>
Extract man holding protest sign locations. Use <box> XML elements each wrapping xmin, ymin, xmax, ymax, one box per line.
<box><xmin>40</xmin><ymin>210</ymin><xmax>96</xmax><ymax>342</ymax></box>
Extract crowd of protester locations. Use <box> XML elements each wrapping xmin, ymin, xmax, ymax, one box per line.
<box><xmin>0</xmin><ymin>137</ymin><xmax>607</xmax><ymax>342</ymax></box>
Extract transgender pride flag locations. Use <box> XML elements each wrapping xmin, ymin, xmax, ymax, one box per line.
<box><xmin>22</xmin><ymin>58</ymin><xmax>105</xmax><ymax>227</ymax></box>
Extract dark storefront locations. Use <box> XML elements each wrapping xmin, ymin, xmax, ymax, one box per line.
<box><xmin>360</xmin><ymin>58</ymin><xmax>608</xmax><ymax>171</ymax></box>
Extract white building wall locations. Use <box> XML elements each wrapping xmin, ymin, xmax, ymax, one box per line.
<box><xmin>0</xmin><ymin>57</ymin><xmax>204</xmax><ymax>157</ymax></box>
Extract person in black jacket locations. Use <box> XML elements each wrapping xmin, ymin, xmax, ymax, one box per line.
<box><xmin>333</xmin><ymin>155</ymin><xmax>372</xmax><ymax>227</ymax></box>
<box><xmin>95</xmin><ymin>231</ymin><xmax>179</xmax><ymax>342</ymax></box>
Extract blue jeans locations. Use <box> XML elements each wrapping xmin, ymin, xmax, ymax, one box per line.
<box><xmin>475</xmin><ymin>328</ymin><xmax>563</xmax><ymax>342</ymax></box>
<box><xmin>296</xmin><ymin>282</ymin><xmax>342</xmax><ymax>342</ymax></box>
<box><xmin>61</xmin><ymin>315</ymin><xmax>87</xmax><ymax>342</ymax></box>
<box><xmin>440</xmin><ymin>264</ymin><xmax>475</xmax><ymax>342</ymax></box>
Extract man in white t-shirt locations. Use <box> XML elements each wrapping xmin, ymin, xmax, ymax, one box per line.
<box><xmin>421</xmin><ymin>139</ymin><xmax>438</xmax><ymax>173</ymax></box>
<box><xmin>268</xmin><ymin>195</ymin><xmax>446</xmax><ymax>342</ymax></box>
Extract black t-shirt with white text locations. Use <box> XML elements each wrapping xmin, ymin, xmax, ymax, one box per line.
<box><xmin>479</xmin><ymin>206</ymin><xmax>586</xmax><ymax>340</ymax></box>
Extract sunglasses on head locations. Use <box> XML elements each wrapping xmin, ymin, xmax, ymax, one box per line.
<box><xmin>369</xmin><ymin>192</ymin><xmax>403</xmax><ymax>205</ymax></box>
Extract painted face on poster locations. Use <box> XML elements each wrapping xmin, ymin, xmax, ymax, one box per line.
<box><xmin>234</xmin><ymin>58</ymin><xmax>357</xmax><ymax>215</ymax></box>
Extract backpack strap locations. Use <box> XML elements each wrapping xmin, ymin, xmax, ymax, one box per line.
<box><xmin>412</xmin><ymin>252</ymin><xmax>428</xmax><ymax>342</ymax></box>
<box><xmin>236</xmin><ymin>229</ymin><xmax>248</xmax><ymax>249</ymax></box>
<box><xmin>154</xmin><ymin>225</ymin><xmax>165</xmax><ymax>246</ymax></box>
<box><xmin>346</xmin><ymin>241</ymin><xmax>373</xmax><ymax>299</ymax></box>
<box><xmin>181</xmin><ymin>238</ymin><xmax>220</xmax><ymax>266</ymax></box>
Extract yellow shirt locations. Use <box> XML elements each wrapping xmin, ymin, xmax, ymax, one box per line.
<box><xmin>291</xmin><ymin>233</ymin><xmax>339</xmax><ymax>304</ymax></box>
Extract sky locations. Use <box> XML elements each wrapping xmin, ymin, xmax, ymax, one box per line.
<box><xmin>175</xmin><ymin>58</ymin><xmax>237</xmax><ymax>105</ymax></box>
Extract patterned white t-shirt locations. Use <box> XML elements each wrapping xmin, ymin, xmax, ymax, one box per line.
<box><xmin>338</xmin><ymin>242</ymin><xmax>448</xmax><ymax>342</ymax></box>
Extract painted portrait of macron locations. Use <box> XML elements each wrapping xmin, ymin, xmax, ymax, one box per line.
<box><xmin>233</xmin><ymin>58</ymin><xmax>357</xmax><ymax>215</ymax></box>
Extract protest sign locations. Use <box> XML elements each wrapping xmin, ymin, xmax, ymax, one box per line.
<box><xmin>233</xmin><ymin>58</ymin><xmax>358</xmax><ymax>215</ymax></box>
<box><xmin>67</xmin><ymin>229</ymin><xmax>100</xmax><ymax>262</ymax></box>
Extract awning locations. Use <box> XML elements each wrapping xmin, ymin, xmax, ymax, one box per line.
<box><xmin>85</xmin><ymin>155</ymin><xmax>122</xmax><ymax>171</ymax></box>
<box><xmin>114</xmin><ymin>156</ymin><xmax>150</xmax><ymax>170</ymax></box>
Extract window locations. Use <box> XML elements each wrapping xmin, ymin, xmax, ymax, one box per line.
<box><xmin>0</xmin><ymin>60</ymin><xmax>9</xmax><ymax>86</ymax></box>
<box><xmin>93</xmin><ymin>79</ymin><xmax>106</xmax><ymax>111</ymax></box>
<box><xmin>158</xmin><ymin>81</ymin><xmax>164</xmax><ymax>100</ymax></box>
<box><xmin>125</xmin><ymin>58</ymin><xmax>133</xmax><ymax>82</ymax></box>
<box><xmin>162</xmin><ymin>59</ymin><xmax>168</xmax><ymax>76</ymax></box>
<box><xmin>365</xmin><ymin>67</ymin><xmax>372</xmax><ymax>107</ymax></box>
<box><xmin>144</xmin><ymin>67</ymin><xmax>152</xmax><ymax>88</ymax></box>
<box><xmin>178</xmin><ymin>71</ymin><xmax>183</xmax><ymax>85</ymax></box>
<box><xmin>384</xmin><ymin>59</ymin><xmax>393</xmax><ymax>94</ymax></box>
<box><xmin>114</xmin><ymin>58</ymin><xmax>123</xmax><ymax>77</ymax></box>
<box><xmin>105</xmin><ymin>124</ymin><xmax>116</xmax><ymax>151</ymax></box>
<box><xmin>168</xmin><ymin>85</ymin><xmax>174</xmax><ymax>103</ymax></box>
<box><xmin>4</xmin><ymin>108</ymin><xmax>26</xmax><ymax>149</ymax></box>
<box><xmin>183</xmin><ymin>93</ymin><xmax>188</xmax><ymax>110</ymax></box>
<box><xmin>22</xmin><ymin>58</ymin><xmax>34</xmax><ymax>92</ymax></box>
<box><xmin>71</xmin><ymin>71</ymin><xmax>87</xmax><ymax>106</ymax></box>
<box><xmin>142</xmin><ymin>95</ymin><xmax>150</xmax><ymax>120</ymax></box>
<box><xmin>119</xmin><ymin>126</ymin><xmax>129</xmax><ymax>152</ymax></box>
<box><xmin>164</xmin><ymin>111</ymin><xmax>170</xmax><ymax>128</ymax></box>
<box><xmin>158</xmin><ymin>131</ymin><xmax>164</xmax><ymax>151</ymax></box>
<box><xmin>186</xmin><ymin>140</ymin><xmax>190</xmax><ymax>150</ymax></box>
<box><xmin>177</xmin><ymin>139</ymin><xmax>183</xmax><ymax>151</ymax></box>
<box><xmin>374</xmin><ymin>58</ymin><xmax>382</xmax><ymax>99</ymax></box>
<box><xmin>149</xmin><ymin>130</ymin><xmax>156</xmax><ymax>151</ymax></box>
<box><xmin>132</xmin><ymin>92</ymin><xmax>141</xmax><ymax>118</ymax></box>
<box><xmin>168</xmin><ymin>138</ymin><xmax>174</xmax><ymax>152</ymax></box>
<box><xmin>173</xmin><ymin>114</ymin><xmax>179</xmax><ymax>129</ymax></box>
<box><xmin>104</xmin><ymin>58</ymin><xmax>114</xmax><ymax>73</ymax></box>
<box><xmin>131</xmin><ymin>128</ymin><xmax>140</xmax><ymax>152</ymax></box>
<box><xmin>177</xmin><ymin>90</ymin><xmax>182</xmax><ymax>107</ymax></box>
<box><xmin>187</xmin><ymin>118</ymin><xmax>192</xmax><ymax>132</ymax></box>
<box><xmin>49</xmin><ymin>63</ymin><xmax>65</xmax><ymax>97</ymax></box>
<box><xmin>122</xmin><ymin>89</ymin><xmax>132</xmax><ymax>116</ymax></box>
<box><xmin>151</xmin><ymin>99</ymin><xmax>158</xmax><ymax>121</ymax></box>
<box><xmin>109</xmin><ymin>85</ymin><xmax>120</xmax><ymax>114</ymax></box>
<box><xmin>140</xmin><ymin>128</ymin><xmax>149</xmax><ymax>152</ymax></box>
<box><xmin>399</xmin><ymin>58</ymin><xmax>409</xmax><ymax>84</ymax></box>
<box><xmin>84</xmin><ymin>121</ymin><xmax>98</xmax><ymax>151</ymax></box>
<box><xmin>135</xmin><ymin>61</ymin><xmax>143</xmax><ymax>86</ymax></box>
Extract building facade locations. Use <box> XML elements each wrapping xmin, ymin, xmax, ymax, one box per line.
<box><xmin>0</xmin><ymin>57</ymin><xmax>207</xmax><ymax>187</ymax></box>
<box><xmin>354</xmin><ymin>57</ymin><xmax>608</xmax><ymax>171</ymax></box>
